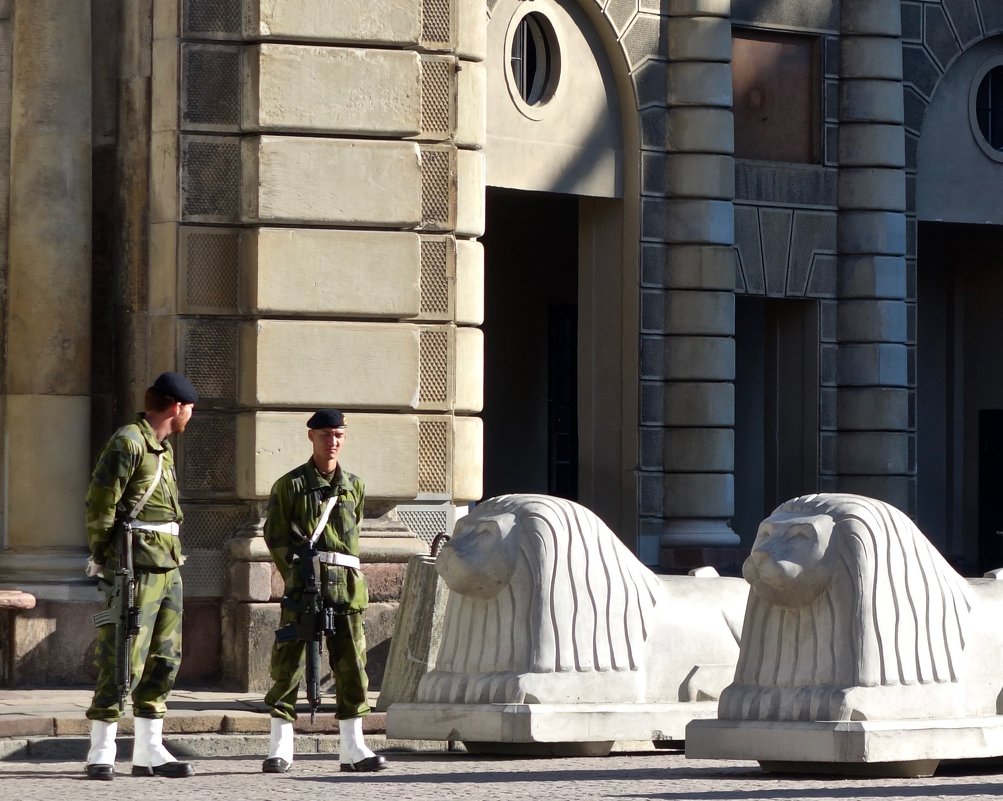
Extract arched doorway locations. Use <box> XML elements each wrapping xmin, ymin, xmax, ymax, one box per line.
<box><xmin>480</xmin><ymin>0</ymin><xmax>638</xmax><ymax>546</ymax></box>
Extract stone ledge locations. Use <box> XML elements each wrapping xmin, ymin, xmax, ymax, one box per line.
<box><xmin>686</xmin><ymin>716</ymin><xmax>1003</xmax><ymax>777</ymax></box>
<box><xmin>386</xmin><ymin>701</ymin><xmax>718</xmax><ymax>749</ymax></box>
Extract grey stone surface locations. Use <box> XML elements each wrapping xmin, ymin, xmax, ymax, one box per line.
<box><xmin>837</xmin><ymin>211</ymin><xmax>907</xmax><ymax>256</ymax></box>
<box><xmin>837</xmin><ymin>342</ymin><xmax>909</xmax><ymax>386</ymax></box>
<box><xmin>662</xmin><ymin>336</ymin><xmax>735</xmax><ymax>381</ymax></box>
<box><xmin>662</xmin><ymin>473</ymin><xmax>733</xmax><ymax>518</ymax></box>
<box><xmin>837</xmin><ymin>431</ymin><xmax>913</xmax><ymax>473</ymax></box>
<box><xmin>666</xmin><ymin>62</ymin><xmax>731</xmax><ymax>107</ymax></box>
<box><xmin>836</xmin><ymin>388</ymin><xmax>912</xmax><ymax>431</ymax></box>
<box><xmin>840</xmin><ymin>79</ymin><xmax>905</xmax><ymax>124</ymax></box>
<box><xmin>841</xmin><ymin>37</ymin><xmax>905</xmax><ymax>81</ymax></box>
<box><xmin>663</xmin><ymin>289</ymin><xmax>734</xmax><ymax>335</ymax></box>
<box><xmin>664</xmin><ymin>382</ymin><xmax>735</xmax><ymax>427</ymax></box>
<box><xmin>662</xmin><ymin>428</ymin><xmax>734</xmax><ymax>472</ymax></box>
<box><xmin>838</xmin><ymin>255</ymin><xmax>907</xmax><ymax>299</ymax></box>
<box><xmin>901</xmin><ymin>2</ymin><xmax>924</xmax><ymax>42</ymax></box>
<box><xmin>903</xmin><ymin>44</ymin><xmax>943</xmax><ymax>99</ymax></box>
<box><xmin>903</xmin><ymin>85</ymin><xmax>928</xmax><ymax>134</ymax></box>
<box><xmin>980</xmin><ymin>0</ymin><xmax>1003</xmax><ymax>35</ymax></box>
<box><xmin>759</xmin><ymin>208</ymin><xmax>794</xmax><ymax>296</ymax></box>
<box><xmin>837</xmin><ymin>299</ymin><xmax>908</xmax><ymax>342</ymax></box>
<box><xmin>731</xmin><ymin>0</ymin><xmax>837</xmax><ymax>32</ymax></box>
<box><xmin>667</xmin><ymin>16</ymin><xmax>730</xmax><ymax>62</ymax></box>
<box><xmin>734</xmin><ymin>162</ymin><xmax>837</xmax><ymax>207</ymax></box>
<box><xmin>839</xmin><ymin>123</ymin><xmax>905</xmax><ymax>167</ymax></box>
<box><xmin>838</xmin><ymin>168</ymin><xmax>907</xmax><ymax>211</ymax></box>
<box><xmin>841</xmin><ymin>0</ymin><xmax>902</xmax><ymax>37</ymax></box>
<box><xmin>789</xmin><ymin>211</ymin><xmax>837</xmax><ymax>297</ymax></box>
<box><xmin>924</xmin><ymin>4</ymin><xmax>962</xmax><ymax>70</ymax></box>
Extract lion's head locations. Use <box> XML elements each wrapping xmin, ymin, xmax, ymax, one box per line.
<box><xmin>418</xmin><ymin>494</ymin><xmax>664</xmax><ymax>704</ymax></box>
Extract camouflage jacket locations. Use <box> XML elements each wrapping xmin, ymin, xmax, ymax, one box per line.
<box><xmin>86</xmin><ymin>416</ymin><xmax>184</xmax><ymax>571</ymax></box>
<box><xmin>264</xmin><ymin>461</ymin><xmax>367</xmax><ymax>613</ymax></box>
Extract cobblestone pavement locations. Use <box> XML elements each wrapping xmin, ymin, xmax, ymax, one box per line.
<box><xmin>2</xmin><ymin>751</ymin><xmax>1003</xmax><ymax>801</ymax></box>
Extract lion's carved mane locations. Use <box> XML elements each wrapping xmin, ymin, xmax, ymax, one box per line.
<box><xmin>416</xmin><ymin>494</ymin><xmax>746</xmax><ymax>706</ymax></box>
<box><xmin>719</xmin><ymin>493</ymin><xmax>975</xmax><ymax>722</ymax></box>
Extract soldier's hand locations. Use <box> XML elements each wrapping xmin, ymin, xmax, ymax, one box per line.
<box><xmin>85</xmin><ymin>557</ymin><xmax>104</xmax><ymax>578</ymax></box>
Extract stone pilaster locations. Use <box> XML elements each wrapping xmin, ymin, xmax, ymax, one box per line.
<box><xmin>828</xmin><ymin>0</ymin><xmax>912</xmax><ymax>510</ymax></box>
<box><xmin>659</xmin><ymin>0</ymin><xmax>738</xmax><ymax>566</ymax></box>
<box><xmin>2</xmin><ymin>0</ymin><xmax>91</xmax><ymax>589</ymax></box>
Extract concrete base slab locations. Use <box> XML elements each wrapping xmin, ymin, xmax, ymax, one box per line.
<box><xmin>387</xmin><ymin>701</ymin><xmax>719</xmax><ymax>756</ymax></box>
<box><xmin>686</xmin><ymin>716</ymin><xmax>1003</xmax><ymax>777</ymax></box>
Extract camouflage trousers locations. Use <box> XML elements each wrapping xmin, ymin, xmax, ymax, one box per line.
<box><xmin>86</xmin><ymin>568</ymin><xmax>183</xmax><ymax>722</ymax></box>
<box><xmin>265</xmin><ymin>609</ymin><xmax>371</xmax><ymax>721</ymax></box>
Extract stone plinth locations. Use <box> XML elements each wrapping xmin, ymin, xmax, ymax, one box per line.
<box><xmin>686</xmin><ymin>718</ymin><xmax>1003</xmax><ymax>778</ymax></box>
<box><xmin>389</xmin><ymin>701</ymin><xmax>720</xmax><ymax>756</ymax></box>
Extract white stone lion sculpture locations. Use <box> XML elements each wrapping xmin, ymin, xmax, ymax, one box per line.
<box><xmin>719</xmin><ymin>493</ymin><xmax>1003</xmax><ymax>723</ymax></box>
<box><xmin>416</xmin><ymin>494</ymin><xmax>747</xmax><ymax>706</ymax></box>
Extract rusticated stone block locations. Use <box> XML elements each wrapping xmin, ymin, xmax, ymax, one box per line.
<box><xmin>244</xmin><ymin>44</ymin><xmax>423</xmax><ymax>136</ymax></box>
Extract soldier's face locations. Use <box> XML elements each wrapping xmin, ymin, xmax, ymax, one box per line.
<box><xmin>171</xmin><ymin>402</ymin><xmax>194</xmax><ymax>434</ymax></box>
<box><xmin>309</xmin><ymin>427</ymin><xmax>346</xmax><ymax>463</ymax></box>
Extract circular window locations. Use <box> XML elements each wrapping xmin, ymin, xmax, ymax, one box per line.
<box><xmin>505</xmin><ymin>11</ymin><xmax>561</xmax><ymax>119</ymax></box>
<box><xmin>970</xmin><ymin>58</ymin><xmax>1003</xmax><ymax>162</ymax></box>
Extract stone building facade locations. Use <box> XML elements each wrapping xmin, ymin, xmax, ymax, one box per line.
<box><xmin>0</xmin><ymin>0</ymin><xmax>1001</xmax><ymax>687</ymax></box>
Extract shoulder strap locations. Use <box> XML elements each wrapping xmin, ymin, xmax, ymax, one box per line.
<box><xmin>126</xmin><ymin>451</ymin><xmax>164</xmax><ymax>521</ymax></box>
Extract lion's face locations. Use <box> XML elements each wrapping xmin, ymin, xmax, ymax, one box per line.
<box><xmin>742</xmin><ymin>511</ymin><xmax>836</xmax><ymax>608</ymax></box>
<box><xmin>436</xmin><ymin>512</ymin><xmax>519</xmax><ymax>599</ymax></box>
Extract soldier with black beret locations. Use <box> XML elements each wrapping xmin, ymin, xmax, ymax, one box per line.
<box><xmin>84</xmin><ymin>372</ymin><xmax>197</xmax><ymax>780</ymax></box>
<box><xmin>261</xmin><ymin>409</ymin><xmax>386</xmax><ymax>774</ymax></box>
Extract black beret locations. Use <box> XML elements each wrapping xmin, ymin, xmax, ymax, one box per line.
<box><xmin>150</xmin><ymin>371</ymin><xmax>198</xmax><ymax>404</ymax></box>
<box><xmin>307</xmin><ymin>409</ymin><xmax>346</xmax><ymax>429</ymax></box>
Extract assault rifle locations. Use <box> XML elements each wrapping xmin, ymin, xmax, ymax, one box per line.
<box><xmin>92</xmin><ymin>519</ymin><xmax>141</xmax><ymax>711</ymax></box>
<box><xmin>275</xmin><ymin>539</ymin><xmax>335</xmax><ymax>723</ymax></box>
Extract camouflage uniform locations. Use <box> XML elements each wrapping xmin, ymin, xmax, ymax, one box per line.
<box><xmin>263</xmin><ymin>461</ymin><xmax>370</xmax><ymax>722</ymax></box>
<box><xmin>86</xmin><ymin>416</ymin><xmax>185</xmax><ymax>723</ymax></box>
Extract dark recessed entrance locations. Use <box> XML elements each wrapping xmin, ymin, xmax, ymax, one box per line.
<box><xmin>479</xmin><ymin>187</ymin><xmax>578</xmax><ymax>502</ymax></box>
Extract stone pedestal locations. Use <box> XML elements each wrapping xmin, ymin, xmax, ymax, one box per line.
<box><xmin>687</xmin><ymin>717</ymin><xmax>1003</xmax><ymax>778</ymax></box>
<box><xmin>375</xmin><ymin>554</ymin><xmax>448</xmax><ymax>711</ymax></box>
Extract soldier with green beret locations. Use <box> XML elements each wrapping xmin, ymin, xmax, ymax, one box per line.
<box><xmin>84</xmin><ymin>372</ymin><xmax>197</xmax><ymax>781</ymax></box>
<box><xmin>261</xmin><ymin>409</ymin><xmax>386</xmax><ymax>774</ymax></box>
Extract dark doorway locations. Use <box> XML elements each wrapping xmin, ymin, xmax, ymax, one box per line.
<box><xmin>733</xmin><ymin>296</ymin><xmax>820</xmax><ymax>543</ymax></box>
<box><xmin>978</xmin><ymin>411</ymin><xmax>1003</xmax><ymax>573</ymax></box>
<box><xmin>479</xmin><ymin>187</ymin><xmax>579</xmax><ymax>501</ymax></box>
<box><xmin>918</xmin><ymin>221</ymin><xmax>1003</xmax><ymax>574</ymax></box>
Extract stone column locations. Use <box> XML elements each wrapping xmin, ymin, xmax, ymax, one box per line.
<box><xmin>1</xmin><ymin>0</ymin><xmax>91</xmax><ymax>588</ymax></box>
<box><xmin>829</xmin><ymin>1</ymin><xmax>911</xmax><ymax>510</ymax></box>
<box><xmin>659</xmin><ymin>0</ymin><xmax>739</xmax><ymax>569</ymax></box>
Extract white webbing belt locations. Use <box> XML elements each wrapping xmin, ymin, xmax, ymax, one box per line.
<box><xmin>132</xmin><ymin>521</ymin><xmax>180</xmax><ymax>536</ymax></box>
<box><xmin>316</xmin><ymin>551</ymin><xmax>360</xmax><ymax>569</ymax></box>
<box><xmin>289</xmin><ymin>494</ymin><xmax>358</xmax><ymax>568</ymax></box>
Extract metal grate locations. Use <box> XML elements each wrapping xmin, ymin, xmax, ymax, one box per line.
<box><xmin>184</xmin><ymin>0</ymin><xmax>242</xmax><ymax>36</ymax></box>
<box><xmin>180</xmin><ymin>414</ymin><xmax>238</xmax><ymax>494</ymax></box>
<box><xmin>183</xmin><ymin>228</ymin><xmax>239</xmax><ymax>312</ymax></box>
<box><xmin>420</xmin><ymin>58</ymin><xmax>451</xmax><ymax>137</ymax></box>
<box><xmin>182</xmin><ymin>137</ymin><xmax>241</xmax><ymax>221</ymax></box>
<box><xmin>397</xmin><ymin>508</ymin><xmax>449</xmax><ymax>546</ymax></box>
<box><xmin>180</xmin><ymin>548</ymin><xmax>225</xmax><ymax>597</ymax></box>
<box><xmin>420</xmin><ymin>148</ymin><xmax>451</xmax><ymax>229</ymax></box>
<box><xmin>183</xmin><ymin>319</ymin><xmax>239</xmax><ymax>404</ymax></box>
<box><xmin>419</xmin><ymin>328</ymin><xmax>449</xmax><ymax>405</ymax></box>
<box><xmin>418</xmin><ymin>420</ymin><xmax>448</xmax><ymax>493</ymax></box>
<box><xmin>420</xmin><ymin>238</ymin><xmax>450</xmax><ymax>316</ymax></box>
<box><xmin>422</xmin><ymin>0</ymin><xmax>451</xmax><ymax>46</ymax></box>
<box><xmin>180</xmin><ymin>504</ymin><xmax>249</xmax><ymax>549</ymax></box>
<box><xmin>182</xmin><ymin>45</ymin><xmax>241</xmax><ymax>129</ymax></box>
